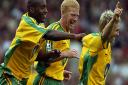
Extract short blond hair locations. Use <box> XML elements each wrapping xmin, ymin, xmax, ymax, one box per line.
<box><xmin>99</xmin><ymin>10</ymin><xmax>114</xmax><ymax>31</ymax></box>
<box><xmin>61</xmin><ymin>0</ymin><xmax>80</xmax><ymax>14</ymax></box>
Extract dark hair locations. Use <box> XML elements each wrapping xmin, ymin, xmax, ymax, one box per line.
<box><xmin>27</xmin><ymin>0</ymin><xmax>43</xmax><ymax>10</ymax></box>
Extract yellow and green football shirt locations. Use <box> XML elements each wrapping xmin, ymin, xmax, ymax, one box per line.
<box><xmin>3</xmin><ymin>13</ymin><xmax>49</xmax><ymax>80</ymax></box>
<box><xmin>36</xmin><ymin>21</ymin><xmax>70</xmax><ymax>80</ymax></box>
<box><xmin>79</xmin><ymin>33</ymin><xmax>111</xmax><ymax>85</ymax></box>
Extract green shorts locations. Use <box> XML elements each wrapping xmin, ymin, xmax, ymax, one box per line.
<box><xmin>0</xmin><ymin>72</ymin><xmax>19</xmax><ymax>85</ymax></box>
<box><xmin>0</xmin><ymin>65</ymin><xmax>28</xmax><ymax>85</ymax></box>
<box><xmin>0</xmin><ymin>73</ymin><xmax>28</xmax><ymax>85</ymax></box>
<box><xmin>33</xmin><ymin>74</ymin><xmax>64</xmax><ymax>85</ymax></box>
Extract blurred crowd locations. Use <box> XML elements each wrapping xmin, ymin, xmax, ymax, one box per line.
<box><xmin>0</xmin><ymin>0</ymin><xmax>128</xmax><ymax>85</ymax></box>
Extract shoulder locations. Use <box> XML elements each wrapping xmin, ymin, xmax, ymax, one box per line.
<box><xmin>82</xmin><ymin>32</ymin><xmax>102</xmax><ymax>48</ymax></box>
<box><xmin>47</xmin><ymin>21</ymin><xmax>60</xmax><ymax>30</ymax></box>
<box><xmin>82</xmin><ymin>33</ymin><xmax>101</xmax><ymax>42</ymax></box>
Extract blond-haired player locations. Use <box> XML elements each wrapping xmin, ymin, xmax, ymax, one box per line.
<box><xmin>0</xmin><ymin>0</ymin><xmax>85</xmax><ymax>84</ymax></box>
<box><xmin>31</xmin><ymin>0</ymin><xmax>80</xmax><ymax>85</ymax></box>
<box><xmin>79</xmin><ymin>2</ymin><xmax>123</xmax><ymax>85</ymax></box>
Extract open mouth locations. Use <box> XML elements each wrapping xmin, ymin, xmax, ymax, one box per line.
<box><xmin>41</xmin><ymin>14</ymin><xmax>47</xmax><ymax>18</ymax></box>
<box><xmin>70</xmin><ymin>21</ymin><xmax>77</xmax><ymax>28</ymax></box>
<box><xmin>39</xmin><ymin>14</ymin><xmax>47</xmax><ymax>22</ymax></box>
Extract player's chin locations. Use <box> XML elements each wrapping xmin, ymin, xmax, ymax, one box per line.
<box><xmin>114</xmin><ymin>34</ymin><xmax>119</xmax><ymax>38</ymax></box>
<box><xmin>111</xmin><ymin>38</ymin><xmax>116</xmax><ymax>44</ymax></box>
<box><xmin>40</xmin><ymin>16</ymin><xmax>47</xmax><ymax>22</ymax></box>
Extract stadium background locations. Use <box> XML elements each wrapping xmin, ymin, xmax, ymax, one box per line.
<box><xmin>0</xmin><ymin>0</ymin><xmax>128</xmax><ymax>85</ymax></box>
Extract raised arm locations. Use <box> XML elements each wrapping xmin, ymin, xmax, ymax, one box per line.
<box><xmin>102</xmin><ymin>2</ymin><xmax>123</xmax><ymax>42</ymax></box>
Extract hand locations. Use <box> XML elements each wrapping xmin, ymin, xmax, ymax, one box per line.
<box><xmin>64</xmin><ymin>70</ymin><xmax>72</xmax><ymax>80</ymax></box>
<box><xmin>60</xmin><ymin>49</ymin><xmax>79</xmax><ymax>59</ymax></box>
<box><xmin>46</xmin><ymin>49</ymin><xmax>61</xmax><ymax>61</ymax></box>
<box><xmin>113</xmin><ymin>1</ymin><xmax>123</xmax><ymax>21</ymax></box>
<box><xmin>36</xmin><ymin>49</ymin><xmax>61</xmax><ymax>62</ymax></box>
<box><xmin>74</xmin><ymin>33</ymin><xmax>86</xmax><ymax>41</ymax></box>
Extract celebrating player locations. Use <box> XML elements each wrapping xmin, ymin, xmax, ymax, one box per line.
<box><xmin>79</xmin><ymin>2</ymin><xmax>123</xmax><ymax>85</ymax></box>
<box><xmin>32</xmin><ymin>0</ymin><xmax>80</xmax><ymax>85</ymax></box>
<box><xmin>0</xmin><ymin>0</ymin><xmax>85</xmax><ymax>84</ymax></box>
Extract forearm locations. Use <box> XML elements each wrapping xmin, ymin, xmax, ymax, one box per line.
<box><xmin>43</xmin><ymin>30</ymin><xmax>76</xmax><ymax>41</ymax></box>
<box><xmin>36</xmin><ymin>50</ymin><xmax>61</xmax><ymax>61</ymax></box>
<box><xmin>102</xmin><ymin>2</ymin><xmax>122</xmax><ymax>42</ymax></box>
<box><xmin>102</xmin><ymin>18</ymin><xmax>116</xmax><ymax>42</ymax></box>
<box><xmin>48</xmin><ymin>50</ymin><xmax>78</xmax><ymax>63</ymax></box>
<box><xmin>46</xmin><ymin>57</ymin><xmax>65</xmax><ymax>63</ymax></box>
<box><xmin>44</xmin><ymin>52</ymin><xmax>68</xmax><ymax>63</ymax></box>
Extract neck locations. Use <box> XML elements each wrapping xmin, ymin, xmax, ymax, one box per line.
<box><xmin>28</xmin><ymin>12</ymin><xmax>42</xmax><ymax>24</ymax></box>
<box><xmin>60</xmin><ymin>18</ymin><xmax>69</xmax><ymax>32</ymax></box>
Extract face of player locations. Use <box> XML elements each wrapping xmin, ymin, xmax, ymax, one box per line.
<box><xmin>31</xmin><ymin>0</ymin><xmax>48</xmax><ymax>23</ymax></box>
<box><xmin>64</xmin><ymin>7</ymin><xmax>79</xmax><ymax>30</ymax></box>
<box><xmin>109</xmin><ymin>22</ymin><xmax>120</xmax><ymax>40</ymax></box>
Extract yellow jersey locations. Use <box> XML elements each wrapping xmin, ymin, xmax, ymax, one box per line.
<box><xmin>3</xmin><ymin>13</ymin><xmax>48</xmax><ymax>80</ymax></box>
<box><xmin>36</xmin><ymin>21</ymin><xmax>70</xmax><ymax>80</ymax></box>
<box><xmin>79</xmin><ymin>33</ymin><xmax>111</xmax><ymax>85</ymax></box>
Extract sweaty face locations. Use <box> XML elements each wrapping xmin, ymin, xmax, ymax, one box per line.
<box><xmin>33</xmin><ymin>0</ymin><xmax>48</xmax><ymax>23</ymax></box>
<box><xmin>64</xmin><ymin>7</ymin><xmax>79</xmax><ymax>30</ymax></box>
